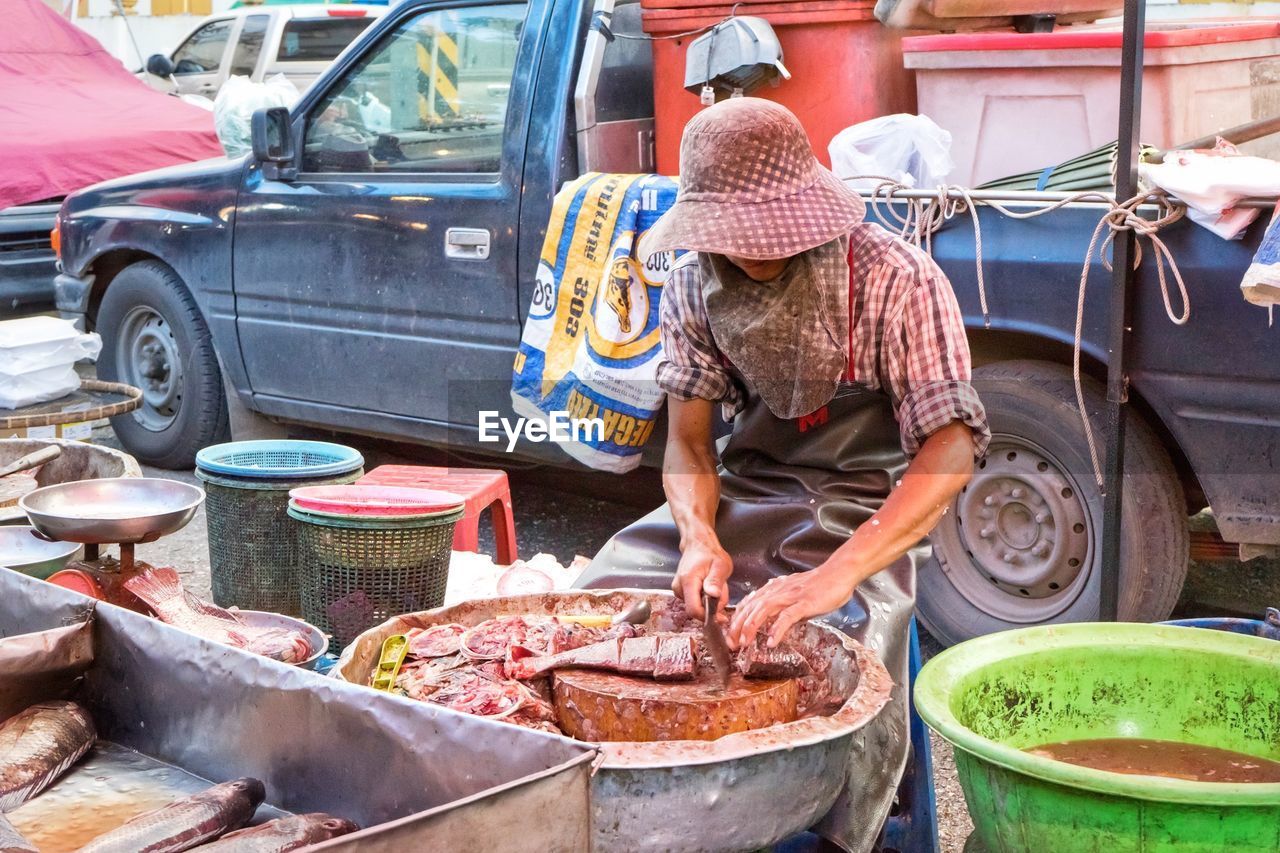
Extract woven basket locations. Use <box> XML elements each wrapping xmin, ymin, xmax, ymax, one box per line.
<box><xmin>199</xmin><ymin>470</ymin><xmax>364</xmax><ymax>616</ymax></box>
<box><xmin>196</xmin><ymin>440</ymin><xmax>365</xmax><ymax>616</ymax></box>
<box><xmin>289</xmin><ymin>506</ymin><xmax>463</xmax><ymax>648</ymax></box>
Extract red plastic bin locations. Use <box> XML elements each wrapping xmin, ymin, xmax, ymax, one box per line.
<box><xmin>641</xmin><ymin>0</ymin><xmax>918</xmax><ymax>174</ymax></box>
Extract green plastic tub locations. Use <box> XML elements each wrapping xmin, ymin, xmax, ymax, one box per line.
<box><xmin>915</xmin><ymin>623</ymin><xmax>1280</xmax><ymax>852</ymax></box>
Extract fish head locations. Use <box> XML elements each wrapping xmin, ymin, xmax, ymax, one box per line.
<box><xmin>231</xmin><ymin>777</ymin><xmax>267</xmax><ymax>807</ymax></box>
<box><xmin>322</xmin><ymin>817</ymin><xmax>360</xmax><ymax>836</ymax></box>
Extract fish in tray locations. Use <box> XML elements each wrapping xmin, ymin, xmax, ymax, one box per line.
<box><xmin>0</xmin><ymin>814</ymin><xmax>36</xmax><ymax>853</ymax></box>
<box><xmin>190</xmin><ymin>813</ymin><xmax>359</xmax><ymax>852</ymax></box>
<box><xmin>125</xmin><ymin>569</ymin><xmax>310</xmax><ymax>664</ymax></box>
<box><xmin>77</xmin><ymin>777</ymin><xmax>266</xmax><ymax>853</ymax></box>
<box><xmin>507</xmin><ymin>634</ymin><xmax>698</xmax><ymax>681</ymax></box>
<box><xmin>0</xmin><ymin>700</ymin><xmax>95</xmax><ymax>811</ymax></box>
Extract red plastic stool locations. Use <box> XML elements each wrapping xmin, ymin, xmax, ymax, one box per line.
<box><xmin>356</xmin><ymin>465</ymin><xmax>518</xmax><ymax>564</ymax></box>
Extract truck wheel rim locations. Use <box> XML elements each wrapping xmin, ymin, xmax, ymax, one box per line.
<box><xmin>934</xmin><ymin>436</ymin><xmax>1094</xmax><ymax>623</ymax></box>
<box><xmin>119</xmin><ymin>306</ymin><xmax>182</xmax><ymax>432</ymax></box>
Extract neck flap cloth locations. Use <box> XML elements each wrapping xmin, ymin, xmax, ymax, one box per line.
<box><xmin>701</xmin><ymin>238</ymin><xmax>851</xmax><ymax>419</ymax></box>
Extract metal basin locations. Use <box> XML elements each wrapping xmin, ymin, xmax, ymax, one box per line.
<box><xmin>0</xmin><ymin>526</ymin><xmax>81</xmax><ymax>579</ymax></box>
<box><xmin>334</xmin><ymin>590</ymin><xmax>895</xmax><ymax>852</ymax></box>
<box><xmin>21</xmin><ymin>477</ymin><xmax>204</xmax><ymax>544</ymax></box>
<box><xmin>0</xmin><ymin>438</ymin><xmax>142</xmax><ymax>526</ymax></box>
<box><xmin>235</xmin><ymin>609</ymin><xmax>329</xmax><ymax>670</ymax></box>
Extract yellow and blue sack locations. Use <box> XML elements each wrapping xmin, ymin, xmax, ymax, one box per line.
<box><xmin>511</xmin><ymin>173</ymin><xmax>680</xmax><ymax>473</ymax></box>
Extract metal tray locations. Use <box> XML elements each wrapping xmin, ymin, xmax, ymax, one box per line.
<box><xmin>0</xmin><ymin>570</ymin><xmax>596</xmax><ymax>851</ymax></box>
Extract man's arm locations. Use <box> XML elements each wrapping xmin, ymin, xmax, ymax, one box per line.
<box><xmin>729</xmin><ymin>420</ymin><xmax>973</xmax><ymax>647</ymax></box>
<box><xmin>664</xmin><ymin>396</ymin><xmax>733</xmax><ymax>620</ymax></box>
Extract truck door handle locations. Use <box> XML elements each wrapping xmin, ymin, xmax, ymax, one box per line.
<box><xmin>445</xmin><ymin>228</ymin><xmax>491</xmax><ymax>260</ymax></box>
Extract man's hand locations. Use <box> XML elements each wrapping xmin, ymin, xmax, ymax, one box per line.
<box><xmin>673</xmin><ymin>538</ymin><xmax>733</xmax><ymax>621</ymax></box>
<box><xmin>728</xmin><ymin>565</ymin><xmax>856</xmax><ymax>648</ymax></box>
<box><xmin>729</xmin><ymin>420</ymin><xmax>977</xmax><ymax>648</ymax></box>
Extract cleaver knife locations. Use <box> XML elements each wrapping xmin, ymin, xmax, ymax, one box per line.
<box><xmin>702</xmin><ymin>593</ymin><xmax>733</xmax><ymax>690</ymax></box>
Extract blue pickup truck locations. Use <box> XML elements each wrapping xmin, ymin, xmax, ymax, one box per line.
<box><xmin>52</xmin><ymin>0</ymin><xmax>1280</xmax><ymax>644</ymax></box>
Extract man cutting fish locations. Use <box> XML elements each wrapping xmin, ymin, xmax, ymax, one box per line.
<box><xmin>578</xmin><ymin>97</ymin><xmax>989</xmax><ymax>851</ymax></box>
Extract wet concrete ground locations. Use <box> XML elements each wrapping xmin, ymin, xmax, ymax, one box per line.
<box><xmin>96</xmin><ymin>427</ymin><xmax>1278</xmax><ymax>853</ymax></box>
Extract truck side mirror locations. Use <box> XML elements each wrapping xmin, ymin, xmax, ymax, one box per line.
<box><xmin>251</xmin><ymin>107</ymin><xmax>294</xmax><ymax>165</ymax></box>
<box><xmin>146</xmin><ymin>54</ymin><xmax>175</xmax><ymax>77</ymax></box>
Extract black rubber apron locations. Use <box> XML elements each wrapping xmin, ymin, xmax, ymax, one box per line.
<box><xmin>579</xmin><ymin>367</ymin><xmax>920</xmax><ymax>852</ymax></box>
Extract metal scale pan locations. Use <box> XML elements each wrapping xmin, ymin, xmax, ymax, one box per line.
<box><xmin>20</xmin><ymin>477</ymin><xmax>204</xmax><ymax>569</ymax></box>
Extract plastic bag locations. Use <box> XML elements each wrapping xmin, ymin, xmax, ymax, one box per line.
<box><xmin>828</xmin><ymin>114</ymin><xmax>954</xmax><ymax>190</ymax></box>
<box><xmin>1140</xmin><ymin>139</ymin><xmax>1280</xmax><ymax>240</ymax></box>
<box><xmin>213</xmin><ymin>74</ymin><xmax>301</xmax><ymax>158</ymax></box>
<box><xmin>0</xmin><ymin>317</ymin><xmax>101</xmax><ymax>410</ymax></box>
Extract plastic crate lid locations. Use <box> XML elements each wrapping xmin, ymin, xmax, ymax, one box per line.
<box><xmin>903</xmin><ymin>21</ymin><xmax>1280</xmax><ymax>52</ymax></box>
<box><xmin>195</xmin><ymin>440</ymin><xmax>365</xmax><ymax>479</ymax></box>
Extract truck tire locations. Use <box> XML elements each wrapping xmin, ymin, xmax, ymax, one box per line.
<box><xmin>96</xmin><ymin>260</ymin><xmax>229</xmax><ymax>469</ymax></box>
<box><xmin>916</xmin><ymin>359</ymin><xmax>1189</xmax><ymax>646</ymax></box>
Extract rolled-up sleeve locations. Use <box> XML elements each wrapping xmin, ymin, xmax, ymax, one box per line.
<box><xmin>884</xmin><ymin>265</ymin><xmax>991</xmax><ymax>459</ymax></box>
<box><xmin>656</xmin><ymin>256</ymin><xmax>744</xmax><ymax>415</ymax></box>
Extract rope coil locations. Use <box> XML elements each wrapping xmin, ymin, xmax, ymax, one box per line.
<box><xmin>855</xmin><ymin>178</ymin><xmax>1192</xmax><ymax>487</ymax></box>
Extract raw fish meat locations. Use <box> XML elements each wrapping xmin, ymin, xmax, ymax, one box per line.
<box><xmin>405</xmin><ymin>623</ymin><xmax>465</xmax><ymax>658</ymax></box>
<box><xmin>77</xmin><ymin>777</ymin><xmax>265</xmax><ymax>853</ymax></box>
<box><xmin>508</xmin><ymin>635</ymin><xmax>696</xmax><ymax>681</ymax></box>
<box><xmin>0</xmin><ymin>700</ymin><xmax>95</xmax><ymax>811</ymax></box>
<box><xmin>125</xmin><ymin>569</ymin><xmax>310</xmax><ymax>663</ymax></box>
<box><xmin>736</xmin><ymin>636</ymin><xmax>810</xmax><ymax>679</ymax></box>
<box><xmin>192</xmin><ymin>813</ymin><xmax>358</xmax><ymax>851</ymax></box>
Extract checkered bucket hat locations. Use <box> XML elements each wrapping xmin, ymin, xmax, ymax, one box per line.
<box><xmin>644</xmin><ymin>98</ymin><xmax>865</xmax><ymax>260</ymax></box>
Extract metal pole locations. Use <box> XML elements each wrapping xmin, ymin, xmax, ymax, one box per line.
<box><xmin>1100</xmin><ymin>0</ymin><xmax>1147</xmax><ymax>622</ymax></box>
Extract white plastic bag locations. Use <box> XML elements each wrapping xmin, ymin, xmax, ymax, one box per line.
<box><xmin>828</xmin><ymin>114</ymin><xmax>954</xmax><ymax>190</ymax></box>
<box><xmin>213</xmin><ymin>74</ymin><xmax>301</xmax><ymax>158</ymax></box>
<box><xmin>1140</xmin><ymin>139</ymin><xmax>1280</xmax><ymax>240</ymax></box>
<box><xmin>0</xmin><ymin>317</ymin><xmax>101</xmax><ymax>410</ymax></box>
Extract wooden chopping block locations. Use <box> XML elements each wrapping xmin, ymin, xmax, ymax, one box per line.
<box><xmin>553</xmin><ymin>669</ymin><xmax>799</xmax><ymax>742</ymax></box>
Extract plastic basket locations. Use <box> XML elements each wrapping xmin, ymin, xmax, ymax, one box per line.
<box><xmin>286</xmin><ymin>499</ymin><xmax>461</xmax><ymax>522</ymax></box>
<box><xmin>289</xmin><ymin>485</ymin><xmax>464</xmax><ymax>517</ymax></box>
<box><xmin>195</xmin><ymin>440</ymin><xmax>364</xmax><ymax>479</ymax></box>
<box><xmin>198</xmin><ymin>466</ymin><xmax>364</xmax><ymax>616</ymax></box>
<box><xmin>289</xmin><ymin>505</ymin><xmax>463</xmax><ymax>647</ymax></box>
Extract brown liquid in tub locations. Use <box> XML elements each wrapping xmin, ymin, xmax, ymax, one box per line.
<box><xmin>1025</xmin><ymin>738</ymin><xmax>1280</xmax><ymax>783</ymax></box>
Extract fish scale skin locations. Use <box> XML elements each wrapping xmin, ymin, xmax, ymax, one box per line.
<box><xmin>76</xmin><ymin>778</ymin><xmax>265</xmax><ymax>853</ymax></box>
<box><xmin>0</xmin><ymin>701</ymin><xmax>95</xmax><ymax>811</ymax></box>
<box><xmin>193</xmin><ymin>814</ymin><xmax>360</xmax><ymax>852</ymax></box>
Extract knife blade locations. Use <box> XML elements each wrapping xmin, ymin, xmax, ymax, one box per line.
<box><xmin>702</xmin><ymin>592</ymin><xmax>733</xmax><ymax>690</ymax></box>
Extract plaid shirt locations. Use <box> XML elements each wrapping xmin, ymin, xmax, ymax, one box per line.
<box><xmin>657</xmin><ymin>222</ymin><xmax>991</xmax><ymax>459</ymax></box>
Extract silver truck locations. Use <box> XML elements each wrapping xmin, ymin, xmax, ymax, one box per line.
<box><xmin>141</xmin><ymin>4</ymin><xmax>384</xmax><ymax>100</ymax></box>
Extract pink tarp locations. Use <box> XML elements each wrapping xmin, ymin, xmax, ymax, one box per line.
<box><xmin>0</xmin><ymin>0</ymin><xmax>225</xmax><ymax>210</ymax></box>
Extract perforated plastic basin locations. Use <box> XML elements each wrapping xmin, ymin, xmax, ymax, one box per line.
<box><xmin>915</xmin><ymin>623</ymin><xmax>1280</xmax><ymax>852</ymax></box>
<box><xmin>196</xmin><ymin>440</ymin><xmax>364</xmax><ymax>479</ymax></box>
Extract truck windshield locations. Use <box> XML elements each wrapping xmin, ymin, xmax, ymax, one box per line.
<box><xmin>300</xmin><ymin>4</ymin><xmax>526</xmax><ymax>175</ymax></box>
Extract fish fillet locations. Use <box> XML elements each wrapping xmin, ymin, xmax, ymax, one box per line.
<box><xmin>0</xmin><ymin>700</ymin><xmax>95</xmax><ymax>811</ymax></box>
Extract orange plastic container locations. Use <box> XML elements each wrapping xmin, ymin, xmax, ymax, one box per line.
<box><xmin>641</xmin><ymin>0</ymin><xmax>918</xmax><ymax>173</ymax></box>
